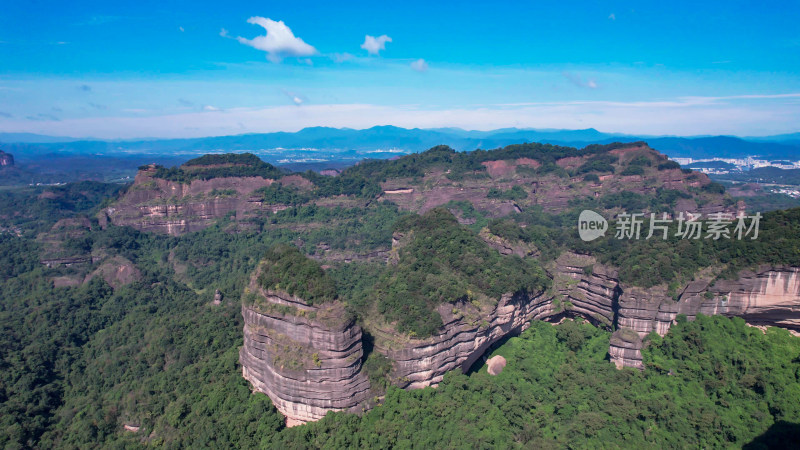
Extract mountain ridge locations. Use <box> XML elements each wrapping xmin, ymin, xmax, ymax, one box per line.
<box><xmin>3</xmin><ymin>126</ymin><xmax>799</xmax><ymax>160</ymax></box>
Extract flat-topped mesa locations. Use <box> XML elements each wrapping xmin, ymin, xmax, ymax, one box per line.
<box><xmin>239</xmin><ymin>266</ymin><xmax>370</xmax><ymax>426</ymax></box>
<box><xmin>382</xmin><ymin>289</ymin><xmax>553</xmax><ymax>389</ymax></box>
<box><xmin>102</xmin><ymin>154</ymin><xmax>295</xmax><ymax>235</ymax></box>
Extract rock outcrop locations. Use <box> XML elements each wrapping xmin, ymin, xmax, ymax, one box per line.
<box><xmin>239</xmin><ymin>271</ymin><xmax>370</xmax><ymax>425</ymax></box>
<box><xmin>381</xmin><ymin>290</ymin><xmax>553</xmax><ymax>389</ymax></box>
<box><xmin>612</xmin><ymin>267</ymin><xmax>800</xmax><ymax>368</ymax></box>
<box><xmin>550</xmin><ymin>253</ymin><xmax>619</xmax><ymax>327</ymax></box>
<box><xmin>478</xmin><ymin>228</ymin><xmax>539</xmax><ymax>258</ymax></box>
<box><xmin>486</xmin><ymin>355</ymin><xmax>507</xmax><ymax>375</ymax></box>
<box><xmin>0</xmin><ymin>150</ymin><xmax>13</xmax><ymax>167</ymax></box>
<box><xmin>609</xmin><ymin>328</ymin><xmax>644</xmax><ymax>370</ymax></box>
<box><xmin>103</xmin><ymin>165</ymin><xmax>282</xmax><ymax>235</ymax></box>
<box><xmin>241</xmin><ymin>256</ymin><xmax>800</xmax><ymax>423</ymax></box>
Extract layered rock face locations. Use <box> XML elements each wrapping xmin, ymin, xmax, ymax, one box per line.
<box><xmin>382</xmin><ymin>290</ymin><xmax>553</xmax><ymax>389</ymax></box>
<box><xmin>239</xmin><ymin>284</ymin><xmax>371</xmax><ymax>425</ymax></box>
<box><xmin>103</xmin><ymin>166</ymin><xmax>277</xmax><ymax>235</ymax></box>
<box><xmin>241</xmin><ymin>249</ymin><xmax>800</xmax><ymax>423</ymax></box>
<box><xmin>550</xmin><ymin>253</ymin><xmax>619</xmax><ymax>327</ymax></box>
<box><xmin>610</xmin><ymin>267</ymin><xmax>800</xmax><ymax>368</ymax></box>
<box><xmin>609</xmin><ymin>329</ymin><xmax>644</xmax><ymax>370</ymax></box>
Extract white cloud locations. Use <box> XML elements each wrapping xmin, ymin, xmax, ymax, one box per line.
<box><xmin>219</xmin><ymin>28</ymin><xmax>229</xmax><ymax>38</ymax></box>
<box><xmin>203</xmin><ymin>105</ymin><xmax>220</xmax><ymax>111</ymax></box>
<box><xmin>282</xmin><ymin>89</ymin><xmax>304</xmax><ymax>106</ymax></box>
<box><xmin>410</xmin><ymin>59</ymin><xmax>428</xmax><ymax>72</ymax></box>
<box><xmin>236</xmin><ymin>17</ymin><xmax>317</xmax><ymax>63</ymax></box>
<box><xmin>608</xmin><ymin>13</ymin><xmax>616</xmax><ymax>20</ymax></box>
<box><xmin>563</xmin><ymin>71</ymin><xmax>599</xmax><ymax>89</ymax></box>
<box><xmin>332</xmin><ymin>52</ymin><xmax>355</xmax><ymax>63</ymax></box>
<box><xmin>361</xmin><ymin>35</ymin><xmax>391</xmax><ymax>56</ymax></box>
<box><xmin>179</xmin><ymin>26</ymin><xmax>185</xmax><ymax>32</ymax></box>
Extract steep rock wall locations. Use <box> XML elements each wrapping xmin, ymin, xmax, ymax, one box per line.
<box><xmin>383</xmin><ymin>290</ymin><xmax>553</xmax><ymax>389</ymax></box>
<box><xmin>550</xmin><ymin>253</ymin><xmax>619</xmax><ymax>327</ymax></box>
<box><xmin>610</xmin><ymin>267</ymin><xmax>800</xmax><ymax>369</ymax></box>
<box><xmin>104</xmin><ymin>167</ymin><xmax>276</xmax><ymax>235</ymax></box>
<box><xmin>240</xmin><ymin>255</ymin><xmax>800</xmax><ymax>423</ymax></box>
<box><xmin>239</xmin><ymin>285</ymin><xmax>370</xmax><ymax>425</ymax></box>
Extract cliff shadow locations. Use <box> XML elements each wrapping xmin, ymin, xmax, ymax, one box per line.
<box><xmin>743</xmin><ymin>421</ymin><xmax>800</xmax><ymax>449</ymax></box>
<box><xmin>463</xmin><ymin>326</ymin><xmax>522</xmax><ymax>376</ymax></box>
<box><xmin>362</xmin><ymin>330</ymin><xmax>376</xmax><ymax>361</ymax></box>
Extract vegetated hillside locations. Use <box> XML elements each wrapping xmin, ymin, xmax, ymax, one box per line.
<box><xmin>0</xmin><ymin>181</ymin><xmax>124</xmax><ymax>234</ymax></box>
<box><xmin>105</xmin><ymin>141</ymin><xmax>737</xmax><ymax>236</ymax></box>
<box><xmin>2</xmin><ymin>140</ymin><xmax>800</xmax><ymax>447</ymax></box>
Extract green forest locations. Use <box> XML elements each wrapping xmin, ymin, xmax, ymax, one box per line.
<box><xmin>2</xmin><ymin>143</ymin><xmax>800</xmax><ymax>448</ymax></box>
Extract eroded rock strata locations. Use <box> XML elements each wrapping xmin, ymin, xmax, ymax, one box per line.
<box><xmin>102</xmin><ymin>166</ymin><xmax>278</xmax><ymax>235</ymax></box>
<box><xmin>239</xmin><ymin>276</ymin><xmax>370</xmax><ymax>425</ymax></box>
<box><xmin>241</xmin><ymin>260</ymin><xmax>800</xmax><ymax>425</ymax></box>
<box><xmin>611</xmin><ymin>267</ymin><xmax>800</xmax><ymax>368</ymax></box>
<box><xmin>383</xmin><ymin>291</ymin><xmax>553</xmax><ymax>389</ymax></box>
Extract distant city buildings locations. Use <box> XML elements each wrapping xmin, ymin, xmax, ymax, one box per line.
<box><xmin>670</xmin><ymin>156</ymin><xmax>800</xmax><ymax>175</ymax></box>
<box><xmin>774</xmin><ymin>188</ymin><xmax>800</xmax><ymax>199</ymax></box>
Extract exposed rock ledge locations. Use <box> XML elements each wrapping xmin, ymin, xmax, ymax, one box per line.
<box><xmin>610</xmin><ymin>266</ymin><xmax>800</xmax><ymax>369</ymax></box>
<box><xmin>384</xmin><ymin>290</ymin><xmax>553</xmax><ymax>389</ymax></box>
<box><xmin>240</xmin><ymin>258</ymin><xmax>800</xmax><ymax>425</ymax></box>
<box><xmin>239</xmin><ymin>272</ymin><xmax>370</xmax><ymax>426</ymax></box>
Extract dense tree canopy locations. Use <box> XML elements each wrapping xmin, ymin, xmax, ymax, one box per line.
<box><xmin>1</xmin><ymin>143</ymin><xmax>799</xmax><ymax>448</ymax></box>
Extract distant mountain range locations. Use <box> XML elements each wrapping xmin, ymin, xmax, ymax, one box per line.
<box><xmin>1</xmin><ymin>126</ymin><xmax>799</xmax><ymax>162</ymax></box>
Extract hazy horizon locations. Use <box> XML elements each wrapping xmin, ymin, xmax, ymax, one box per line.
<box><xmin>3</xmin><ymin>125</ymin><xmax>800</xmax><ymax>144</ymax></box>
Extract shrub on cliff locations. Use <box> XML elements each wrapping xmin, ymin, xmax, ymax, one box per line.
<box><xmin>257</xmin><ymin>244</ymin><xmax>337</xmax><ymax>305</ymax></box>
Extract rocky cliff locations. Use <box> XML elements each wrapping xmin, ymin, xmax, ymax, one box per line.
<box><xmin>380</xmin><ymin>290</ymin><xmax>553</xmax><ymax>389</ymax></box>
<box><xmin>610</xmin><ymin>267</ymin><xmax>800</xmax><ymax>368</ymax></box>
<box><xmin>103</xmin><ymin>165</ymin><xmax>279</xmax><ymax>235</ymax></box>
<box><xmin>379</xmin><ymin>145</ymin><xmax>740</xmax><ymax>217</ymax></box>
<box><xmin>240</xmin><ymin>252</ymin><xmax>800</xmax><ymax>423</ymax></box>
<box><xmin>239</xmin><ymin>269</ymin><xmax>370</xmax><ymax>426</ymax></box>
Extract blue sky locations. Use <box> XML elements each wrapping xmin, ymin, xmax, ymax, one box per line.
<box><xmin>1</xmin><ymin>0</ymin><xmax>799</xmax><ymax>138</ymax></box>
